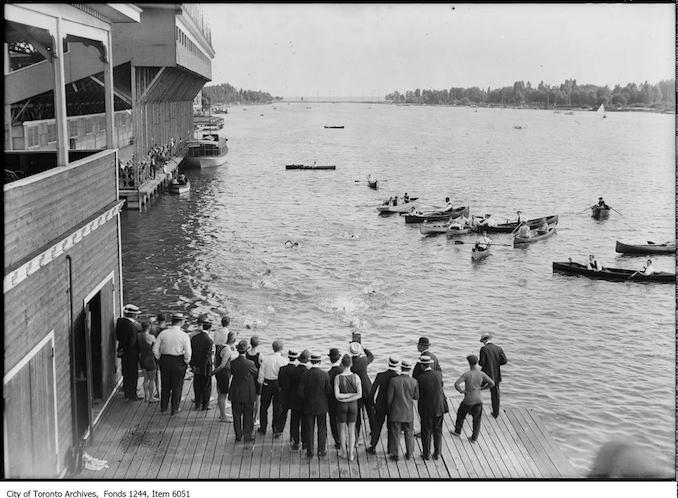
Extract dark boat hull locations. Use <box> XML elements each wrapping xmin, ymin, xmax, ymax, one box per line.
<box><xmin>285</xmin><ymin>164</ymin><xmax>336</xmax><ymax>170</ymax></box>
<box><xmin>513</xmin><ymin>227</ymin><xmax>557</xmax><ymax>246</ymax></box>
<box><xmin>368</xmin><ymin>180</ymin><xmax>378</xmax><ymax>189</ymax></box>
<box><xmin>552</xmin><ymin>261</ymin><xmax>675</xmax><ymax>283</ymax></box>
<box><xmin>591</xmin><ymin>206</ymin><xmax>610</xmax><ymax>219</ymax></box>
<box><xmin>403</xmin><ymin>206</ymin><xmax>470</xmax><ymax>224</ymax></box>
<box><xmin>476</xmin><ymin>215</ymin><xmax>558</xmax><ymax>233</ymax></box>
<box><xmin>472</xmin><ymin>246</ymin><xmax>490</xmax><ymax>262</ymax></box>
<box><xmin>615</xmin><ymin>240</ymin><xmax>675</xmax><ymax>254</ymax></box>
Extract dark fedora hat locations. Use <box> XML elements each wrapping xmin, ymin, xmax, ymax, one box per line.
<box><xmin>328</xmin><ymin>348</ymin><xmax>341</xmax><ymax>362</ymax></box>
<box><xmin>417</xmin><ymin>337</ymin><xmax>431</xmax><ymax>348</ymax></box>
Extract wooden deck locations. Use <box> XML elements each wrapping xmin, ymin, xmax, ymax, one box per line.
<box><xmin>80</xmin><ymin>376</ymin><xmax>577</xmax><ymax>479</ymax></box>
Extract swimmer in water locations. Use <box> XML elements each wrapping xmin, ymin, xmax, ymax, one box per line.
<box><xmin>284</xmin><ymin>240</ymin><xmax>299</xmax><ymax>247</ymax></box>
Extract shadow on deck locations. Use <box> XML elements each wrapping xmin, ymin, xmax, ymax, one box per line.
<box><xmin>79</xmin><ymin>376</ymin><xmax>577</xmax><ymax>479</ymax></box>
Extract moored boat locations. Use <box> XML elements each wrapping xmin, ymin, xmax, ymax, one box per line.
<box><xmin>376</xmin><ymin>198</ymin><xmax>419</xmax><ymax>214</ymax></box>
<box><xmin>182</xmin><ymin>135</ymin><xmax>229</xmax><ymax>169</ymax></box>
<box><xmin>472</xmin><ymin>245</ymin><xmax>491</xmax><ymax>262</ymax></box>
<box><xmin>419</xmin><ymin>220</ymin><xmax>449</xmax><ymax>235</ymax></box>
<box><xmin>513</xmin><ymin>226</ymin><xmax>557</xmax><ymax>246</ymax></box>
<box><xmin>403</xmin><ymin>206</ymin><xmax>470</xmax><ymax>224</ymax></box>
<box><xmin>169</xmin><ymin>178</ymin><xmax>190</xmax><ymax>194</ymax></box>
<box><xmin>615</xmin><ymin>240</ymin><xmax>675</xmax><ymax>254</ymax></box>
<box><xmin>552</xmin><ymin>261</ymin><xmax>675</xmax><ymax>283</ymax></box>
<box><xmin>475</xmin><ymin>215</ymin><xmax>558</xmax><ymax>233</ymax></box>
<box><xmin>324</xmin><ymin>125</ymin><xmax>344</xmax><ymax>129</ymax></box>
<box><xmin>591</xmin><ymin>206</ymin><xmax>610</xmax><ymax>219</ymax></box>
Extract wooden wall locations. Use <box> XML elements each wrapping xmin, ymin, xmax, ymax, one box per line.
<box><xmin>4</xmin><ymin>150</ymin><xmax>117</xmax><ymax>270</ymax></box>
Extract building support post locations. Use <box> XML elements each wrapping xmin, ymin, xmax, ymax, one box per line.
<box><xmin>5</xmin><ymin>105</ymin><xmax>13</xmax><ymax>151</ymax></box>
<box><xmin>103</xmin><ymin>30</ymin><xmax>115</xmax><ymax>149</ymax></box>
<box><xmin>52</xmin><ymin>17</ymin><xmax>69</xmax><ymax>167</ymax></box>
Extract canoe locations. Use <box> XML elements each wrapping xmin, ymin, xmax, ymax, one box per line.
<box><xmin>552</xmin><ymin>261</ymin><xmax>675</xmax><ymax>283</ymax></box>
<box><xmin>513</xmin><ymin>226</ymin><xmax>557</xmax><ymax>246</ymax></box>
<box><xmin>368</xmin><ymin>179</ymin><xmax>378</xmax><ymax>190</ymax></box>
<box><xmin>169</xmin><ymin>179</ymin><xmax>190</xmax><ymax>194</ymax></box>
<box><xmin>446</xmin><ymin>225</ymin><xmax>473</xmax><ymax>237</ymax></box>
<box><xmin>615</xmin><ymin>240</ymin><xmax>675</xmax><ymax>255</ymax></box>
<box><xmin>475</xmin><ymin>214</ymin><xmax>558</xmax><ymax>233</ymax></box>
<box><xmin>403</xmin><ymin>206</ymin><xmax>470</xmax><ymax>224</ymax></box>
<box><xmin>324</xmin><ymin>125</ymin><xmax>344</xmax><ymax>129</ymax></box>
<box><xmin>286</xmin><ymin>164</ymin><xmax>336</xmax><ymax>170</ymax></box>
<box><xmin>591</xmin><ymin>206</ymin><xmax>610</xmax><ymax>219</ymax></box>
<box><xmin>472</xmin><ymin>246</ymin><xmax>491</xmax><ymax>262</ymax></box>
<box><xmin>419</xmin><ymin>220</ymin><xmax>449</xmax><ymax>235</ymax></box>
<box><xmin>376</xmin><ymin>198</ymin><xmax>420</xmax><ymax>214</ymax></box>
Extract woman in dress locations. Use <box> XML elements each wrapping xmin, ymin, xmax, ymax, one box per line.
<box><xmin>334</xmin><ymin>354</ymin><xmax>363</xmax><ymax>460</ymax></box>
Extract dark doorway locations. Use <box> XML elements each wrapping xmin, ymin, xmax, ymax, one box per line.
<box><xmin>89</xmin><ymin>293</ymin><xmax>103</xmax><ymax>403</ymax></box>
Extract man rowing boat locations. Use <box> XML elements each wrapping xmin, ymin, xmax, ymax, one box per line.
<box><xmin>475</xmin><ymin>231</ymin><xmax>492</xmax><ymax>251</ymax></box>
<box><xmin>477</xmin><ymin>214</ymin><xmax>498</xmax><ymax>228</ymax></box>
<box><xmin>592</xmin><ymin>197</ymin><xmax>609</xmax><ymax>209</ymax></box>
<box><xmin>516</xmin><ymin>221</ymin><xmax>531</xmax><ymax>238</ymax></box>
<box><xmin>641</xmin><ymin>259</ymin><xmax>654</xmax><ymax>276</ymax></box>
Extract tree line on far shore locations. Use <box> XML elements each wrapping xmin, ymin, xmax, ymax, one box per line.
<box><xmin>385</xmin><ymin>79</ymin><xmax>675</xmax><ymax>110</ymax></box>
<box><xmin>202</xmin><ymin>83</ymin><xmax>282</xmax><ymax>106</ymax></box>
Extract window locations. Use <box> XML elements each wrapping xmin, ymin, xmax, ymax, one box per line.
<box><xmin>47</xmin><ymin>124</ymin><xmax>56</xmax><ymax>143</ymax></box>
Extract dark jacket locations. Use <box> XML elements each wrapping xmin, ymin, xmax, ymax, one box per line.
<box><xmin>327</xmin><ymin>365</ymin><xmax>343</xmax><ymax>407</ymax></box>
<box><xmin>412</xmin><ymin>350</ymin><xmax>441</xmax><ymax>380</ymax></box>
<box><xmin>298</xmin><ymin>366</ymin><xmax>332</xmax><ymax>415</ymax></box>
<box><xmin>386</xmin><ymin>374</ymin><xmax>419</xmax><ymax>423</ymax></box>
<box><xmin>416</xmin><ymin>369</ymin><xmax>448</xmax><ymax>418</ymax></box>
<box><xmin>280</xmin><ymin>364</ymin><xmax>307</xmax><ymax>410</ymax></box>
<box><xmin>190</xmin><ymin>331</ymin><xmax>214</xmax><ymax>375</ymax></box>
<box><xmin>351</xmin><ymin>348</ymin><xmax>374</xmax><ymax>398</ymax></box>
<box><xmin>369</xmin><ymin>369</ymin><xmax>399</xmax><ymax>415</ymax></box>
<box><xmin>228</xmin><ymin>355</ymin><xmax>258</xmax><ymax>404</ymax></box>
<box><xmin>480</xmin><ymin>342</ymin><xmax>507</xmax><ymax>383</ymax></box>
<box><xmin>115</xmin><ymin>317</ymin><xmax>140</xmax><ymax>352</ymax></box>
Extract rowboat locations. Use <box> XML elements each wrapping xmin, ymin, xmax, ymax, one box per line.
<box><xmin>591</xmin><ymin>206</ymin><xmax>610</xmax><ymax>219</ymax></box>
<box><xmin>403</xmin><ymin>206</ymin><xmax>470</xmax><ymax>224</ymax></box>
<box><xmin>615</xmin><ymin>240</ymin><xmax>675</xmax><ymax>255</ymax></box>
<box><xmin>552</xmin><ymin>261</ymin><xmax>675</xmax><ymax>283</ymax></box>
<box><xmin>446</xmin><ymin>225</ymin><xmax>473</xmax><ymax>237</ymax></box>
<box><xmin>475</xmin><ymin>215</ymin><xmax>558</xmax><ymax>233</ymax></box>
<box><xmin>368</xmin><ymin>178</ymin><xmax>378</xmax><ymax>189</ymax></box>
<box><xmin>285</xmin><ymin>164</ymin><xmax>336</xmax><ymax>170</ymax></box>
<box><xmin>513</xmin><ymin>226</ymin><xmax>557</xmax><ymax>247</ymax></box>
<box><xmin>324</xmin><ymin>125</ymin><xmax>344</xmax><ymax>129</ymax></box>
<box><xmin>169</xmin><ymin>178</ymin><xmax>190</xmax><ymax>194</ymax></box>
<box><xmin>376</xmin><ymin>198</ymin><xmax>420</xmax><ymax>214</ymax></box>
<box><xmin>472</xmin><ymin>245</ymin><xmax>491</xmax><ymax>262</ymax></box>
<box><xmin>420</xmin><ymin>220</ymin><xmax>449</xmax><ymax>235</ymax></box>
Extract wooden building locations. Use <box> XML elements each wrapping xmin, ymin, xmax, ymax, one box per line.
<box><xmin>3</xmin><ymin>3</ymin><xmax>140</xmax><ymax>478</ymax></box>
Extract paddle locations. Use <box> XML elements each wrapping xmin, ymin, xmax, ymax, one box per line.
<box><xmin>625</xmin><ymin>271</ymin><xmax>640</xmax><ymax>282</ymax></box>
<box><xmin>609</xmin><ymin>207</ymin><xmax>623</xmax><ymax>216</ymax></box>
<box><xmin>453</xmin><ymin>241</ymin><xmax>513</xmax><ymax>247</ymax></box>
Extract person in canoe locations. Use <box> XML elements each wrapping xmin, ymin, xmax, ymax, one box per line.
<box><xmin>383</xmin><ymin>197</ymin><xmax>393</xmax><ymax>206</ymax></box>
<box><xmin>449</xmin><ymin>212</ymin><xmax>470</xmax><ymax>229</ymax></box>
<box><xmin>592</xmin><ymin>197</ymin><xmax>609</xmax><ymax>209</ymax></box>
<box><xmin>403</xmin><ymin>193</ymin><xmax>410</xmax><ymax>203</ymax></box>
<box><xmin>536</xmin><ymin>217</ymin><xmax>550</xmax><ymax>235</ymax></box>
<box><xmin>474</xmin><ymin>231</ymin><xmax>492</xmax><ymax>252</ymax></box>
<box><xmin>392</xmin><ymin>196</ymin><xmax>398</xmax><ymax>206</ymax></box>
<box><xmin>477</xmin><ymin>214</ymin><xmax>498</xmax><ymax>228</ymax></box>
<box><xmin>588</xmin><ymin>254</ymin><xmax>601</xmax><ymax>271</ymax></box>
<box><xmin>641</xmin><ymin>259</ymin><xmax>655</xmax><ymax>276</ymax></box>
<box><xmin>516</xmin><ymin>210</ymin><xmax>527</xmax><ymax>223</ymax></box>
<box><xmin>409</xmin><ymin>206</ymin><xmax>424</xmax><ymax>216</ymax></box>
<box><xmin>516</xmin><ymin>221</ymin><xmax>531</xmax><ymax>238</ymax></box>
<box><xmin>445</xmin><ymin>197</ymin><xmax>454</xmax><ymax>211</ymax></box>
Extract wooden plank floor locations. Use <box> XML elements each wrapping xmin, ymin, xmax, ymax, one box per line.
<box><xmin>80</xmin><ymin>377</ymin><xmax>578</xmax><ymax>479</ymax></box>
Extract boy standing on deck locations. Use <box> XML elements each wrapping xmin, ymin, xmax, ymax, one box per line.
<box><xmin>452</xmin><ymin>354</ymin><xmax>494</xmax><ymax>443</ymax></box>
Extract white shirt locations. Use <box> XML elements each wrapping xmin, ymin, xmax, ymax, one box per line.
<box><xmin>258</xmin><ymin>352</ymin><xmax>288</xmax><ymax>384</ymax></box>
<box><xmin>642</xmin><ymin>263</ymin><xmax>654</xmax><ymax>276</ymax></box>
<box><xmin>153</xmin><ymin>325</ymin><xmax>192</xmax><ymax>363</ymax></box>
<box><xmin>485</xmin><ymin>217</ymin><xmax>498</xmax><ymax>227</ymax></box>
<box><xmin>517</xmin><ymin>225</ymin><xmax>531</xmax><ymax>237</ymax></box>
<box><xmin>213</xmin><ymin>326</ymin><xmax>229</xmax><ymax>346</ymax></box>
<box><xmin>479</xmin><ymin>234</ymin><xmax>492</xmax><ymax>245</ymax></box>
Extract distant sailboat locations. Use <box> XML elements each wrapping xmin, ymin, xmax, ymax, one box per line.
<box><xmin>597</xmin><ymin>103</ymin><xmax>606</xmax><ymax>118</ymax></box>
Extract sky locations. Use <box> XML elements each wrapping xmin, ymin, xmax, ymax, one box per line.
<box><xmin>201</xmin><ymin>3</ymin><xmax>675</xmax><ymax>98</ymax></box>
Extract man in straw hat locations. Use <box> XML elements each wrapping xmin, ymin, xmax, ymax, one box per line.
<box><xmin>386</xmin><ymin>359</ymin><xmax>418</xmax><ymax>461</ymax></box>
<box><xmin>479</xmin><ymin>332</ymin><xmax>507</xmax><ymax>418</ymax></box>
<box><xmin>452</xmin><ymin>354</ymin><xmax>494</xmax><ymax>443</ymax></box>
<box><xmin>116</xmin><ymin>304</ymin><xmax>143</xmax><ymax>401</ymax></box>
<box><xmin>417</xmin><ymin>354</ymin><xmax>448</xmax><ymax>460</ymax></box>
<box><xmin>153</xmin><ymin>313</ymin><xmax>192</xmax><ymax>415</ymax></box>
<box><xmin>366</xmin><ymin>354</ymin><xmax>401</xmax><ymax>455</ymax></box>
<box><xmin>349</xmin><ymin>341</ymin><xmax>376</xmax><ymax>443</ymax></box>
<box><xmin>298</xmin><ymin>352</ymin><xmax>332</xmax><ymax>457</ymax></box>
<box><xmin>229</xmin><ymin>339</ymin><xmax>258</xmax><ymax>442</ymax></box>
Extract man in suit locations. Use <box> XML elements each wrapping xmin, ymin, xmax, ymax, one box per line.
<box><xmin>417</xmin><ymin>354</ymin><xmax>448</xmax><ymax>460</ymax></box>
<box><xmin>412</xmin><ymin>337</ymin><xmax>441</xmax><ymax>380</ymax></box>
<box><xmin>386</xmin><ymin>359</ymin><xmax>419</xmax><ymax>461</ymax></box>
<box><xmin>115</xmin><ymin>304</ymin><xmax>142</xmax><ymax>400</ymax></box>
<box><xmin>479</xmin><ymin>333</ymin><xmax>508</xmax><ymax>418</ymax></box>
<box><xmin>366</xmin><ymin>354</ymin><xmax>400</xmax><ymax>455</ymax></box>
<box><xmin>298</xmin><ymin>352</ymin><xmax>332</xmax><ymax>457</ymax></box>
<box><xmin>190</xmin><ymin>319</ymin><xmax>214</xmax><ymax>410</ymax></box>
<box><xmin>349</xmin><ymin>341</ymin><xmax>376</xmax><ymax>441</ymax></box>
<box><xmin>281</xmin><ymin>349</ymin><xmax>309</xmax><ymax>450</ymax></box>
<box><xmin>229</xmin><ymin>339</ymin><xmax>258</xmax><ymax>442</ymax></box>
<box><xmin>277</xmin><ymin>349</ymin><xmax>299</xmax><ymax>437</ymax></box>
<box><xmin>326</xmin><ymin>348</ymin><xmax>343</xmax><ymax>450</ymax></box>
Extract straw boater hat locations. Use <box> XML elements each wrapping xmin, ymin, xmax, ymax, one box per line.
<box><xmin>349</xmin><ymin>342</ymin><xmax>363</xmax><ymax>356</ymax></box>
<box><xmin>171</xmin><ymin>312</ymin><xmax>184</xmax><ymax>321</ymax></box>
<box><xmin>419</xmin><ymin>354</ymin><xmax>433</xmax><ymax>365</ymax></box>
<box><xmin>401</xmin><ymin>359</ymin><xmax>412</xmax><ymax>371</ymax></box>
<box><xmin>480</xmin><ymin>333</ymin><xmax>492</xmax><ymax>342</ymax></box>
<box><xmin>310</xmin><ymin>353</ymin><xmax>322</xmax><ymax>363</ymax></box>
<box><xmin>288</xmin><ymin>349</ymin><xmax>300</xmax><ymax>360</ymax></box>
<box><xmin>388</xmin><ymin>354</ymin><xmax>401</xmax><ymax>369</ymax></box>
<box><xmin>123</xmin><ymin>304</ymin><xmax>141</xmax><ymax>315</ymax></box>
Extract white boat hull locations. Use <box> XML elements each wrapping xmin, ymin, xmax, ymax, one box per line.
<box><xmin>182</xmin><ymin>154</ymin><xmax>228</xmax><ymax>169</ymax></box>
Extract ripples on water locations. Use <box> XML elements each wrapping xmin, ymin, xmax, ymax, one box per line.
<box><xmin>121</xmin><ymin>103</ymin><xmax>675</xmax><ymax>475</ymax></box>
